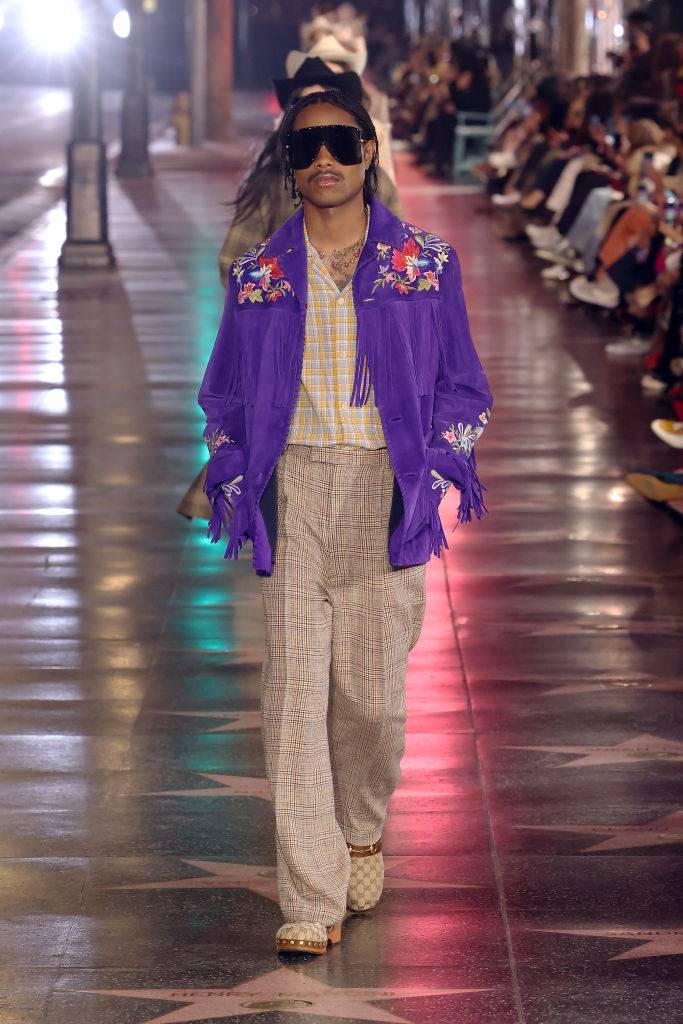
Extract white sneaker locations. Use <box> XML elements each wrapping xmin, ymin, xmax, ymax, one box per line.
<box><xmin>605</xmin><ymin>336</ymin><xmax>651</xmax><ymax>356</ymax></box>
<box><xmin>569</xmin><ymin>275</ymin><xmax>619</xmax><ymax>309</ymax></box>
<box><xmin>640</xmin><ymin>373</ymin><xmax>668</xmax><ymax>393</ymax></box>
<box><xmin>526</xmin><ymin>224</ymin><xmax>562</xmax><ymax>248</ymax></box>
<box><xmin>541</xmin><ymin>263</ymin><xmax>570</xmax><ymax>281</ymax></box>
<box><xmin>536</xmin><ymin>242</ymin><xmax>579</xmax><ymax>267</ymax></box>
<box><xmin>651</xmin><ymin>419</ymin><xmax>683</xmax><ymax>448</ymax></box>
<box><xmin>492</xmin><ymin>190</ymin><xmax>521</xmax><ymax>207</ymax></box>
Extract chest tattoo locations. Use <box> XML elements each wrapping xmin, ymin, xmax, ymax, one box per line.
<box><xmin>313</xmin><ymin>235</ymin><xmax>365</xmax><ymax>292</ymax></box>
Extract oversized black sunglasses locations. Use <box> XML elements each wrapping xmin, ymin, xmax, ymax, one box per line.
<box><xmin>286</xmin><ymin>124</ymin><xmax>365</xmax><ymax>169</ymax></box>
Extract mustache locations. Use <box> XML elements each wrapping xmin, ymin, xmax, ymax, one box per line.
<box><xmin>308</xmin><ymin>169</ymin><xmax>342</xmax><ymax>183</ymax></box>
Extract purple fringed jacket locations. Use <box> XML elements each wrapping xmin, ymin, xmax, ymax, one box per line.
<box><xmin>198</xmin><ymin>198</ymin><xmax>493</xmax><ymax>576</ymax></box>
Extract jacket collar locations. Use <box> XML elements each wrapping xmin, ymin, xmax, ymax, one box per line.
<box><xmin>264</xmin><ymin>198</ymin><xmax>405</xmax><ymax>306</ymax></box>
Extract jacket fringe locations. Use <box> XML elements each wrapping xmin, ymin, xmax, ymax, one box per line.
<box><xmin>207</xmin><ymin>492</ymin><xmax>231</xmax><ymax>545</ymax></box>
<box><xmin>455</xmin><ymin>455</ymin><xmax>488</xmax><ymax>525</ymax></box>
<box><xmin>429</xmin><ymin>502</ymin><xmax>449</xmax><ymax>557</ymax></box>
<box><xmin>206</xmin><ymin>489</ymin><xmax>251</xmax><ymax>561</ymax></box>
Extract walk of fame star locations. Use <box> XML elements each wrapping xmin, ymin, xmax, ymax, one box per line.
<box><xmin>103</xmin><ymin>856</ymin><xmax>481</xmax><ymax>901</ymax></box>
<box><xmin>138</xmin><ymin>773</ymin><xmax>272</xmax><ymax>800</ymax></box>
<box><xmin>77</xmin><ymin>966</ymin><xmax>489</xmax><ymax>1023</ymax></box>
<box><xmin>505</xmin><ymin>733</ymin><xmax>683</xmax><ymax>767</ymax></box>
<box><xmin>138</xmin><ymin>773</ymin><xmax>465</xmax><ymax>803</ymax></box>
<box><xmin>147</xmin><ymin>700</ymin><xmax>467</xmax><ymax>733</ymax></box>
<box><xmin>478</xmin><ymin>674</ymin><xmax>682</xmax><ymax>697</ymax></box>
<box><xmin>149</xmin><ymin>710</ymin><xmax>263</xmax><ymax>733</ymax></box>
<box><xmin>531</xmin><ymin>925</ymin><xmax>683</xmax><ymax>960</ymax></box>
<box><xmin>473</xmin><ymin>620</ymin><xmax>682</xmax><ymax>638</ymax></box>
<box><xmin>516</xmin><ymin>809</ymin><xmax>683</xmax><ymax>851</ymax></box>
<box><xmin>531</xmin><ymin>676</ymin><xmax>682</xmax><ymax>697</ymax></box>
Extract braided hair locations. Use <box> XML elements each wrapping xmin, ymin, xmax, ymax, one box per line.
<box><xmin>278</xmin><ymin>88</ymin><xmax>379</xmax><ymax>207</ymax></box>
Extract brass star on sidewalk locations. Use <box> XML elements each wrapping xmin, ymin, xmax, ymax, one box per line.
<box><xmin>516</xmin><ymin>810</ymin><xmax>683</xmax><ymax>851</ymax></box>
<box><xmin>536</xmin><ymin>677</ymin><xmax>682</xmax><ymax>697</ymax></box>
<box><xmin>148</xmin><ymin>710</ymin><xmax>263</xmax><ymax>733</ymax></box>
<box><xmin>505</xmin><ymin>733</ymin><xmax>683</xmax><ymax>767</ymax></box>
<box><xmin>492</xmin><ymin>620</ymin><xmax>682</xmax><ymax>639</ymax></box>
<box><xmin>138</xmin><ymin>773</ymin><xmax>271</xmax><ymax>800</ymax></box>
<box><xmin>78</xmin><ymin>966</ymin><xmax>489</xmax><ymax>1023</ymax></box>
<box><xmin>103</xmin><ymin>856</ymin><xmax>480</xmax><ymax>902</ymax></box>
<box><xmin>531</xmin><ymin>925</ymin><xmax>683</xmax><ymax>960</ymax></box>
<box><xmin>137</xmin><ymin>773</ymin><xmax>466</xmax><ymax>803</ymax></box>
<box><xmin>480</xmin><ymin>673</ymin><xmax>682</xmax><ymax>697</ymax></box>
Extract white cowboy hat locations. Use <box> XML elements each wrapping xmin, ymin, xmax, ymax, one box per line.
<box><xmin>299</xmin><ymin>15</ymin><xmax>336</xmax><ymax>50</ymax></box>
<box><xmin>286</xmin><ymin>33</ymin><xmax>368</xmax><ymax>78</ymax></box>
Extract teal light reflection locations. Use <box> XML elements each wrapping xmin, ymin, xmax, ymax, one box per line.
<box><xmin>178</xmin><ymin>250</ymin><xmax>239</xmax><ymax>664</ymax></box>
<box><xmin>189</xmin><ymin>587</ymin><xmax>233</xmax><ymax>608</ymax></box>
<box><xmin>185</xmin><ymin>733</ymin><xmax>239</xmax><ymax>772</ymax></box>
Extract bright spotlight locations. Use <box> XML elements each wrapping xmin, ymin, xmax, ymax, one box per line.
<box><xmin>23</xmin><ymin>0</ymin><xmax>82</xmax><ymax>53</ymax></box>
<box><xmin>113</xmin><ymin>10</ymin><xmax>131</xmax><ymax>39</ymax></box>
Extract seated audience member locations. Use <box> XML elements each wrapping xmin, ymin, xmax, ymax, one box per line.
<box><xmin>478</xmin><ymin>33</ymin><xmax>682</xmax><ymax>512</ymax></box>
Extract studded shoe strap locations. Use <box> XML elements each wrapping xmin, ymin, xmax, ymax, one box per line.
<box><xmin>347</xmin><ymin>837</ymin><xmax>382</xmax><ymax>857</ymax></box>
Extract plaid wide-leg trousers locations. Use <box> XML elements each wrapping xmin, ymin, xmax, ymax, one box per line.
<box><xmin>259</xmin><ymin>444</ymin><xmax>426</xmax><ymax>925</ymax></box>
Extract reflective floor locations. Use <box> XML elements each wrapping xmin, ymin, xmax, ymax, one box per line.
<box><xmin>0</xmin><ymin>141</ymin><xmax>681</xmax><ymax>1024</ymax></box>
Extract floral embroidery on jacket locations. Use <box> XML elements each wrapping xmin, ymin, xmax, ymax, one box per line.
<box><xmin>205</xmin><ymin>428</ymin><xmax>233</xmax><ymax>457</ymax></box>
<box><xmin>431</xmin><ymin>469</ymin><xmax>451</xmax><ymax>497</ymax></box>
<box><xmin>373</xmin><ymin>224</ymin><xmax>450</xmax><ymax>295</ymax></box>
<box><xmin>442</xmin><ymin>409</ymin><xmax>491</xmax><ymax>456</ymax></box>
<box><xmin>232</xmin><ymin>242</ymin><xmax>294</xmax><ymax>305</ymax></box>
<box><xmin>220</xmin><ymin>475</ymin><xmax>244</xmax><ymax>505</ymax></box>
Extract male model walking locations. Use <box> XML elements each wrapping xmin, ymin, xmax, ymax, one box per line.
<box><xmin>198</xmin><ymin>89</ymin><xmax>492</xmax><ymax>955</ymax></box>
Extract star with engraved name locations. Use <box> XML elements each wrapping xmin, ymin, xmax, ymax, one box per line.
<box><xmin>137</xmin><ymin>774</ymin><xmax>466</xmax><ymax>803</ymax></box>
<box><xmin>138</xmin><ymin>773</ymin><xmax>271</xmax><ymax>800</ymax></box>
<box><xmin>148</xmin><ymin>700</ymin><xmax>468</xmax><ymax>733</ymax></box>
<box><xmin>481</xmin><ymin>674</ymin><xmax>682</xmax><ymax>697</ymax></box>
<box><xmin>494</xmin><ymin>620</ymin><xmax>681</xmax><ymax>639</ymax></box>
<box><xmin>505</xmin><ymin>733</ymin><xmax>683</xmax><ymax>767</ymax></box>
<box><xmin>515</xmin><ymin>809</ymin><xmax>683</xmax><ymax>852</ymax></box>
<box><xmin>536</xmin><ymin>677</ymin><xmax>682</xmax><ymax>697</ymax></box>
<box><xmin>531</xmin><ymin>925</ymin><xmax>683</xmax><ymax>960</ymax></box>
<box><xmin>148</xmin><ymin>710</ymin><xmax>263</xmax><ymax>733</ymax></box>
<box><xmin>77</xmin><ymin>965</ymin><xmax>489</xmax><ymax>1023</ymax></box>
<box><xmin>103</xmin><ymin>856</ymin><xmax>480</xmax><ymax>901</ymax></box>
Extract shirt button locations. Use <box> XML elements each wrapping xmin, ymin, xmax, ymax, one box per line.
<box><xmin>336</xmin><ymin>296</ymin><xmax>344</xmax><ymax>306</ymax></box>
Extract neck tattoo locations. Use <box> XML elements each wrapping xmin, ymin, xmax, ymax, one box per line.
<box><xmin>310</xmin><ymin>217</ymin><xmax>368</xmax><ymax>291</ymax></box>
<box><xmin>317</xmin><ymin>235</ymin><xmax>365</xmax><ymax>274</ymax></box>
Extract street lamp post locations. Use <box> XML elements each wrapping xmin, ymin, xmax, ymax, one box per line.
<box><xmin>60</xmin><ymin>0</ymin><xmax>114</xmax><ymax>269</ymax></box>
<box><xmin>187</xmin><ymin>0</ymin><xmax>208</xmax><ymax>146</ymax></box>
<box><xmin>116</xmin><ymin>0</ymin><xmax>153</xmax><ymax>177</ymax></box>
<box><xmin>207</xmin><ymin>0</ymin><xmax>232</xmax><ymax>140</ymax></box>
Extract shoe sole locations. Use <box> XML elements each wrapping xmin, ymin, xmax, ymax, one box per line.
<box><xmin>276</xmin><ymin>921</ymin><xmax>342</xmax><ymax>955</ymax></box>
<box><xmin>606</xmin><ymin>345</ymin><xmax>650</xmax><ymax>356</ymax></box>
<box><xmin>535</xmin><ymin>249</ymin><xmax>576</xmax><ymax>266</ymax></box>
<box><xmin>541</xmin><ymin>269</ymin><xmax>569</xmax><ymax>281</ymax></box>
<box><xmin>651</xmin><ymin>424</ymin><xmax>683</xmax><ymax>448</ymax></box>
<box><xmin>569</xmin><ymin>286</ymin><xmax>618</xmax><ymax>309</ymax></box>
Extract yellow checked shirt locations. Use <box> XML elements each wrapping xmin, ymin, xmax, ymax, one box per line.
<box><xmin>287</xmin><ymin>226</ymin><xmax>386</xmax><ymax>449</ymax></box>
